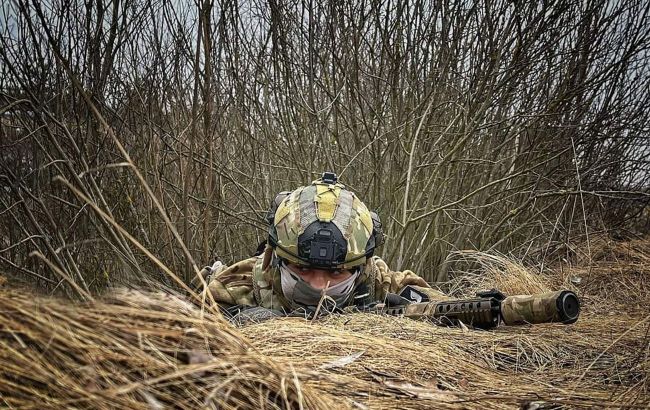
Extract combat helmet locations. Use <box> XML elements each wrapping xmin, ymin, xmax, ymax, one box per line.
<box><xmin>266</xmin><ymin>172</ymin><xmax>384</xmax><ymax>270</ymax></box>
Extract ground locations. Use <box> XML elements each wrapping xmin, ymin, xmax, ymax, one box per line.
<box><xmin>0</xmin><ymin>235</ymin><xmax>647</xmax><ymax>409</ymax></box>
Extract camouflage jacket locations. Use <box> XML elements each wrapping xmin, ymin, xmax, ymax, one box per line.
<box><xmin>205</xmin><ymin>254</ymin><xmax>444</xmax><ymax>312</ymax></box>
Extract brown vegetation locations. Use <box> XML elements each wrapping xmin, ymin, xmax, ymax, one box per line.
<box><xmin>1</xmin><ymin>1</ymin><xmax>649</xmax><ymax>296</ymax></box>
<box><xmin>0</xmin><ymin>288</ymin><xmax>334</xmax><ymax>409</ymax></box>
<box><xmin>1</xmin><ymin>236</ymin><xmax>647</xmax><ymax>408</ymax></box>
<box><xmin>0</xmin><ymin>2</ymin><xmax>648</xmax><ymax>407</ymax></box>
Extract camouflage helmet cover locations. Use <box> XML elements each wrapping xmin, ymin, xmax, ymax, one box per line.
<box><xmin>268</xmin><ymin>173</ymin><xmax>378</xmax><ymax>269</ymax></box>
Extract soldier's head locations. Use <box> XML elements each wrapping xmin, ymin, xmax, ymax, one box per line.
<box><xmin>265</xmin><ymin>172</ymin><xmax>383</xmax><ymax>306</ymax></box>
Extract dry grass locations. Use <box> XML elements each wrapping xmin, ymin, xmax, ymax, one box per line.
<box><xmin>443</xmin><ymin>250</ymin><xmax>554</xmax><ymax>297</ymax></box>
<box><xmin>241</xmin><ymin>238</ymin><xmax>649</xmax><ymax>408</ymax></box>
<box><xmin>1</xmin><ymin>236</ymin><xmax>648</xmax><ymax>409</ymax></box>
<box><xmin>0</xmin><ymin>288</ymin><xmax>333</xmax><ymax>409</ymax></box>
<box><xmin>560</xmin><ymin>235</ymin><xmax>650</xmax><ymax>316</ymax></box>
<box><xmin>243</xmin><ymin>313</ymin><xmax>648</xmax><ymax>409</ymax></box>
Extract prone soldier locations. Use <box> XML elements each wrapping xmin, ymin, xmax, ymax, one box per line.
<box><xmin>199</xmin><ymin>172</ymin><xmax>579</xmax><ymax>327</ymax></box>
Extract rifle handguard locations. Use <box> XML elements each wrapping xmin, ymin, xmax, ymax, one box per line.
<box><xmin>401</xmin><ymin>298</ymin><xmax>499</xmax><ymax>328</ymax></box>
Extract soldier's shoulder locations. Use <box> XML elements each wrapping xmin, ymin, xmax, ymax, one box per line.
<box><xmin>214</xmin><ymin>257</ymin><xmax>257</xmax><ymax>287</ymax></box>
<box><xmin>369</xmin><ymin>256</ymin><xmax>391</xmax><ymax>277</ymax></box>
<box><xmin>207</xmin><ymin>257</ymin><xmax>259</xmax><ymax>308</ymax></box>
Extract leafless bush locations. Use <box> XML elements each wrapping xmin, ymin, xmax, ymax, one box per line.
<box><xmin>0</xmin><ymin>0</ymin><xmax>648</xmax><ymax>294</ymax></box>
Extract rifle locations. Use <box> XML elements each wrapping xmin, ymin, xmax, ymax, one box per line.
<box><xmin>365</xmin><ymin>286</ymin><xmax>580</xmax><ymax>329</ymax></box>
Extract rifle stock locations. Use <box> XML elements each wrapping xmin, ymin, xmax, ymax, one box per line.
<box><xmin>368</xmin><ymin>288</ymin><xmax>580</xmax><ymax>329</ymax></box>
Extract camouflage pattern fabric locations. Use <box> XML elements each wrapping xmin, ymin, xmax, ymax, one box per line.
<box><xmin>500</xmin><ymin>291</ymin><xmax>570</xmax><ymax>325</ymax></box>
<box><xmin>372</xmin><ymin>258</ymin><xmax>445</xmax><ymax>301</ymax></box>
<box><xmin>204</xmin><ymin>257</ymin><xmax>257</xmax><ymax>307</ymax></box>
<box><xmin>205</xmin><ymin>255</ymin><xmax>444</xmax><ymax>311</ymax></box>
<box><xmin>273</xmin><ymin>179</ymin><xmax>374</xmax><ymax>269</ymax></box>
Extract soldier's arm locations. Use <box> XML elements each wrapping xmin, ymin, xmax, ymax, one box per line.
<box><xmin>372</xmin><ymin>256</ymin><xmax>448</xmax><ymax>301</ymax></box>
<box><xmin>204</xmin><ymin>257</ymin><xmax>258</xmax><ymax>308</ymax></box>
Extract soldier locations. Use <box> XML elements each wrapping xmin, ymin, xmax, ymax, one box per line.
<box><xmin>201</xmin><ymin>172</ymin><xmax>445</xmax><ymax>323</ymax></box>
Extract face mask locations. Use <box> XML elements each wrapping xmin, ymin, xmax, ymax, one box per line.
<box><xmin>279</xmin><ymin>263</ymin><xmax>360</xmax><ymax>307</ymax></box>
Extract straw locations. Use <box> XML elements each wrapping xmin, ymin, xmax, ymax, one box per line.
<box><xmin>1</xmin><ymin>235</ymin><xmax>648</xmax><ymax>409</ymax></box>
